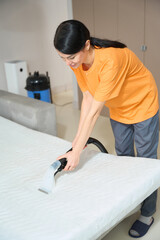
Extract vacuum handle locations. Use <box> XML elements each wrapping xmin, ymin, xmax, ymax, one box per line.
<box><xmin>55</xmin><ymin>138</ymin><xmax>108</xmax><ymax>175</ymax></box>
<box><xmin>54</xmin><ymin>148</ymin><xmax>72</xmax><ymax>175</ymax></box>
<box><xmin>58</xmin><ymin>158</ymin><xmax>67</xmax><ymax>170</ymax></box>
<box><xmin>59</xmin><ymin>147</ymin><xmax>72</xmax><ymax>170</ymax></box>
<box><xmin>54</xmin><ymin>158</ymin><xmax>67</xmax><ymax>176</ymax></box>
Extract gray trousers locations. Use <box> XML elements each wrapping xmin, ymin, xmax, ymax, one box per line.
<box><xmin>110</xmin><ymin>111</ymin><xmax>159</xmax><ymax>217</ymax></box>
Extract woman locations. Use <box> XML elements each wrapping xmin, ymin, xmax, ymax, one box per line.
<box><xmin>54</xmin><ymin>20</ymin><xmax>159</xmax><ymax>238</ymax></box>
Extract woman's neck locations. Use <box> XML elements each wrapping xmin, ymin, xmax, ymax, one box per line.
<box><xmin>82</xmin><ymin>47</ymin><xmax>95</xmax><ymax>71</ymax></box>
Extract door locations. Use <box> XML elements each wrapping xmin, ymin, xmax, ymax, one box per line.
<box><xmin>145</xmin><ymin>0</ymin><xmax>160</xmax><ymax>99</ymax></box>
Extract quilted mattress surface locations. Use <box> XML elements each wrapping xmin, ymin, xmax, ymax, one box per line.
<box><xmin>1</xmin><ymin>116</ymin><xmax>160</xmax><ymax>240</ymax></box>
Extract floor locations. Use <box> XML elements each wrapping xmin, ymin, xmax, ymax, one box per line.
<box><xmin>53</xmin><ymin>90</ymin><xmax>160</xmax><ymax>240</ymax></box>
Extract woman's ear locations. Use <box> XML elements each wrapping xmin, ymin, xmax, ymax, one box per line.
<box><xmin>85</xmin><ymin>40</ymin><xmax>90</xmax><ymax>51</ymax></box>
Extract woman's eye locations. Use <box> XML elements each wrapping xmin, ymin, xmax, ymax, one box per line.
<box><xmin>61</xmin><ymin>57</ymin><xmax>65</xmax><ymax>61</ymax></box>
<box><xmin>69</xmin><ymin>56</ymin><xmax>75</xmax><ymax>60</ymax></box>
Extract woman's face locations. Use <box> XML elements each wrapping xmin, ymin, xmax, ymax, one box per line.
<box><xmin>57</xmin><ymin>49</ymin><xmax>87</xmax><ymax>69</ymax></box>
<box><xmin>57</xmin><ymin>40</ymin><xmax>91</xmax><ymax>69</ymax></box>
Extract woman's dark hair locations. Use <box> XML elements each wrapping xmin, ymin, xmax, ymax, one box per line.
<box><xmin>54</xmin><ymin>20</ymin><xmax>126</xmax><ymax>54</ymax></box>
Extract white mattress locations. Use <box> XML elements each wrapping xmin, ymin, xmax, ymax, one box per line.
<box><xmin>1</xmin><ymin>116</ymin><xmax>160</xmax><ymax>240</ymax></box>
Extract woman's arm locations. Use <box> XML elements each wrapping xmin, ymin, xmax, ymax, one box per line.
<box><xmin>57</xmin><ymin>91</ymin><xmax>106</xmax><ymax>171</ymax></box>
<box><xmin>72</xmin><ymin>91</ymin><xmax>94</xmax><ymax>147</ymax></box>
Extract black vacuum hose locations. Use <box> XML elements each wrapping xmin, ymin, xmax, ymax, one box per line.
<box><xmin>86</xmin><ymin>137</ymin><xmax>108</xmax><ymax>153</ymax></box>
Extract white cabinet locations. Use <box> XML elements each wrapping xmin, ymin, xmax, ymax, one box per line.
<box><xmin>4</xmin><ymin>60</ymin><xmax>28</xmax><ymax>96</ymax></box>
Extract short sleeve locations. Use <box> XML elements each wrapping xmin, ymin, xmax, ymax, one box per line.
<box><xmin>94</xmin><ymin>60</ymin><xmax>126</xmax><ymax>102</ymax></box>
<box><xmin>71</xmin><ymin>67</ymin><xmax>88</xmax><ymax>92</ymax></box>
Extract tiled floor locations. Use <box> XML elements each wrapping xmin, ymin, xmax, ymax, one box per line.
<box><xmin>53</xmin><ymin>90</ymin><xmax>160</xmax><ymax>240</ymax></box>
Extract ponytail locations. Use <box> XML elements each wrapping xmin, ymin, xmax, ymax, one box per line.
<box><xmin>90</xmin><ymin>37</ymin><xmax>127</xmax><ymax>49</ymax></box>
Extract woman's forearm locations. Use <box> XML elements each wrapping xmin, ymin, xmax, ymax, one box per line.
<box><xmin>72</xmin><ymin>91</ymin><xmax>93</xmax><ymax>147</ymax></box>
<box><xmin>73</xmin><ymin>99</ymin><xmax>105</xmax><ymax>154</ymax></box>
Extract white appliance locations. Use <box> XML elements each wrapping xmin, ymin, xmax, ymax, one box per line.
<box><xmin>4</xmin><ymin>60</ymin><xmax>28</xmax><ymax>96</ymax></box>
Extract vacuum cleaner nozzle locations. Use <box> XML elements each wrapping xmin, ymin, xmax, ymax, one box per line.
<box><xmin>38</xmin><ymin>158</ymin><xmax>67</xmax><ymax>194</ymax></box>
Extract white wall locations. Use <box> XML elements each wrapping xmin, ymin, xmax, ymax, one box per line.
<box><xmin>0</xmin><ymin>0</ymin><xmax>73</xmax><ymax>94</ymax></box>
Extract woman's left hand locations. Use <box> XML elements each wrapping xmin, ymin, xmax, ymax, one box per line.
<box><xmin>56</xmin><ymin>150</ymin><xmax>80</xmax><ymax>171</ymax></box>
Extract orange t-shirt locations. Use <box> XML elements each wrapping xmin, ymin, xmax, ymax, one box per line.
<box><xmin>72</xmin><ymin>47</ymin><xmax>159</xmax><ymax>124</ymax></box>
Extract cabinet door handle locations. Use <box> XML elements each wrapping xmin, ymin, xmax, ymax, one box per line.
<box><xmin>141</xmin><ymin>45</ymin><xmax>147</xmax><ymax>52</ymax></box>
